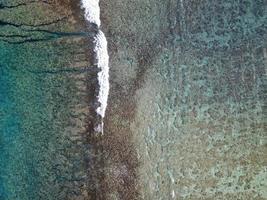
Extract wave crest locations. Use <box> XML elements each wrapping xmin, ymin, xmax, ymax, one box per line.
<box><xmin>81</xmin><ymin>0</ymin><xmax>109</xmax><ymax>134</ymax></box>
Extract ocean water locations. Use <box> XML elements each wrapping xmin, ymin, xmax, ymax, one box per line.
<box><xmin>0</xmin><ymin>41</ymin><xmax>85</xmax><ymax>200</ymax></box>
<box><xmin>0</xmin><ymin>1</ymin><xmax>92</xmax><ymax>199</ymax></box>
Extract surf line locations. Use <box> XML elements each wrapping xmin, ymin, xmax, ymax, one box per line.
<box><xmin>81</xmin><ymin>0</ymin><xmax>109</xmax><ymax>134</ymax></box>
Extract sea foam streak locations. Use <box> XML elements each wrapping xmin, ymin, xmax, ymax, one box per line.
<box><xmin>81</xmin><ymin>0</ymin><xmax>109</xmax><ymax>134</ymax></box>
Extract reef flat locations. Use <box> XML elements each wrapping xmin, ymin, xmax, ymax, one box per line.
<box><xmin>101</xmin><ymin>0</ymin><xmax>267</xmax><ymax>199</ymax></box>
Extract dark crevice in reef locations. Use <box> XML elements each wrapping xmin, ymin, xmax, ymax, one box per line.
<box><xmin>0</xmin><ymin>1</ymin><xmax>50</xmax><ymax>9</ymax></box>
<box><xmin>27</xmin><ymin>66</ymin><xmax>93</xmax><ymax>75</ymax></box>
<box><xmin>0</xmin><ymin>0</ymin><xmax>89</xmax><ymax>45</ymax></box>
<box><xmin>0</xmin><ymin>17</ymin><xmax>88</xmax><ymax>44</ymax></box>
<box><xmin>0</xmin><ymin>16</ymin><xmax>69</xmax><ymax>27</ymax></box>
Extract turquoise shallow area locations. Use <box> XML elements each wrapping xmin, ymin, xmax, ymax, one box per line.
<box><xmin>0</xmin><ymin>3</ymin><xmax>90</xmax><ymax>198</ymax></box>
<box><xmin>0</xmin><ymin>42</ymin><xmax>78</xmax><ymax>199</ymax></box>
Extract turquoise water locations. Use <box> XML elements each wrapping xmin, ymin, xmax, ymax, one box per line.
<box><xmin>0</xmin><ymin>4</ymin><xmax>91</xmax><ymax>198</ymax></box>
<box><xmin>1</xmin><ymin>43</ymin><xmax>62</xmax><ymax>199</ymax></box>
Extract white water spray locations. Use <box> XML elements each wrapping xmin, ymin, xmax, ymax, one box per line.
<box><xmin>81</xmin><ymin>0</ymin><xmax>109</xmax><ymax>134</ymax></box>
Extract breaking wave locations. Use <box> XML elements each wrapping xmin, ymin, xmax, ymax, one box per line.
<box><xmin>81</xmin><ymin>0</ymin><xmax>109</xmax><ymax>134</ymax></box>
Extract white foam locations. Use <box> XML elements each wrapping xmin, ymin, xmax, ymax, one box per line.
<box><xmin>81</xmin><ymin>0</ymin><xmax>101</xmax><ymax>27</ymax></box>
<box><xmin>81</xmin><ymin>0</ymin><xmax>109</xmax><ymax>134</ymax></box>
<box><xmin>94</xmin><ymin>31</ymin><xmax>109</xmax><ymax>119</ymax></box>
<box><xmin>171</xmin><ymin>190</ymin><xmax>176</xmax><ymax>199</ymax></box>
